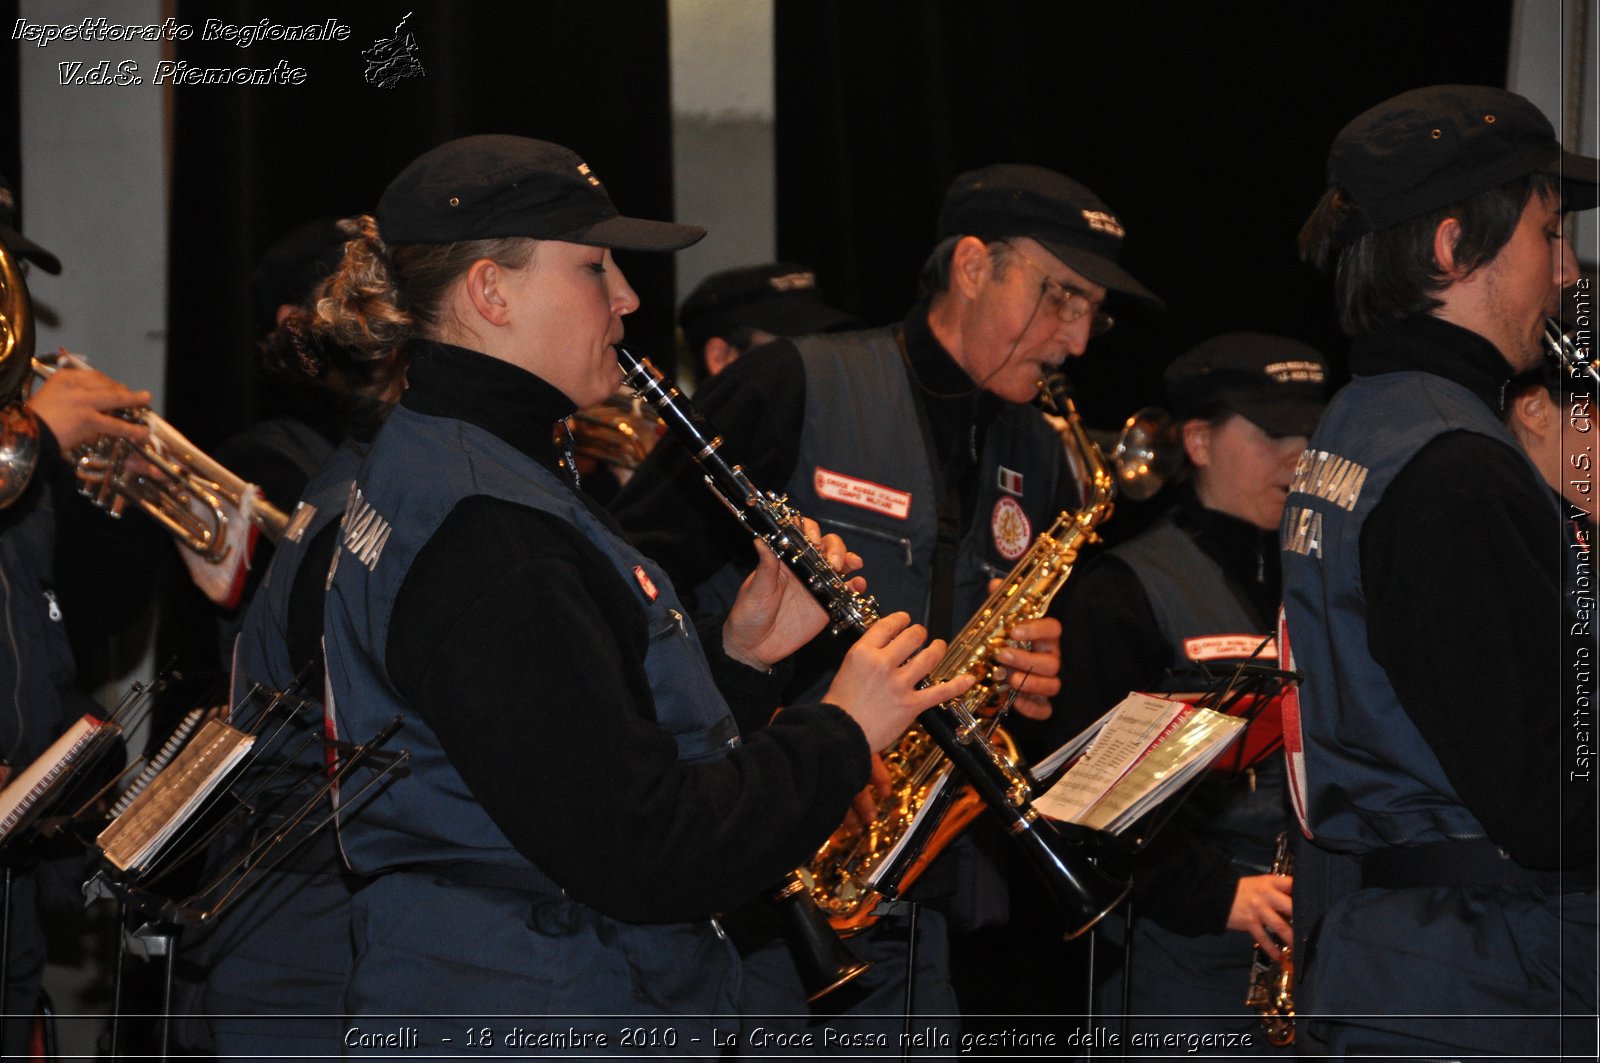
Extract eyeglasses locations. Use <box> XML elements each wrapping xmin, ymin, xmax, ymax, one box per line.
<box><xmin>999</xmin><ymin>241</ymin><xmax>1114</xmax><ymax>338</ymax></box>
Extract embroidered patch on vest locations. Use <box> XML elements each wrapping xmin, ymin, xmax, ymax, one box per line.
<box><xmin>633</xmin><ymin>565</ymin><xmax>660</xmax><ymax>601</ymax></box>
<box><xmin>990</xmin><ymin>496</ymin><xmax>1032</xmax><ymax>560</ymax></box>
<box><xmin>814</xmin><ymin>466</ymin><xmax>912</xmax><ymax>520</ymax></box>
<box><xmin>997</xmin><ymin>466</ymin><xmax>1024</xmax><ymax>497</ymax></box>
<box><xmin>1182</xmin><ymin>634</ymin><xmax>1277</xmax><ymax>662</ymax></box>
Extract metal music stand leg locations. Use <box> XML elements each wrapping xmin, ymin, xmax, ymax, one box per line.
<box><xmin>1</xmin><ymin>863</ymin><xmax>11</xmax><ymax>1055</ymax></box>
<box><xmin>109</xmin><ymin>900</ymin><xmax>128</xmax><ymax>1059</ymax></box>
<box><xmin>901</xmin><ymin>901</ymin><xmax>919</xmax><ymax>1063</ymax></box>
<box><xmin>1084</xmin><ymin>927</ymin><xmax>1096</xmax><ymax>1059</ymax></box>
<box><xmin>1118</xmin><ymin>895</ymin><xmax>1134</xmax><ymax>1058</ymax></box>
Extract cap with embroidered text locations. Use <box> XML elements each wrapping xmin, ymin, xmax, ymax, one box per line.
<box><xmin>938</xmin><ymin>163</ymin><xmax>1162</xmax><ymax>310</ymax></box>
<box><xmin>679</xmin><ymin>263</ymin><xmax>859</xmax><ymax>356</ymax></box>
<box><xmin>1165</xmin><ymin>332</ymin><xmax>1329</xmax><ymax>438</ymax></box>
<box><xmin>0</xmin><ymin>174</ymin><xmax>61</xmax><ymax>274</ymax></box>
<box><xmin>377</xmin><ymin>135</ymin><xmax>705</xmax><ymax>251</ymax></box>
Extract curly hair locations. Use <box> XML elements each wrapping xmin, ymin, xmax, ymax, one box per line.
<box><xmin>280</xmin><ymin>215</ymin><xmax>539</xmax><ymax>393</ymax></box>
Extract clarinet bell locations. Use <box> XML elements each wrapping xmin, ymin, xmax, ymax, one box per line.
<box><xmin>773</xmin><ymin>874</ymin><xmax>872</xmax><ymax>1001</ymax></box>
<box><xmin>1015</xmin><ymin>818</ymin><xmax>1130</xmax><ymax>940</ymax></box>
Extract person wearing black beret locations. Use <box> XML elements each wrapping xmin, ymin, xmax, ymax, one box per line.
<box><xmin>1287</xmin><ymin>84</ymin><xmax>1598</xmax><ymax>1056</ymax></box>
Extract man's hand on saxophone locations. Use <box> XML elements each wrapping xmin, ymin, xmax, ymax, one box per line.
<box><xmin>989</xmin><ymin>613</ymin><xmax>1062</xmax><ymax>721</ymax></box>
<box><xmin>1229</xmin><ymin>871</ymin><xmax>1294</xmax><ymax>959</ymax></box>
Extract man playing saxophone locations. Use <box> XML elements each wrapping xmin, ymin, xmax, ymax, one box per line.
<box><xmin>614</xmin><ymin>163</ymin><xmax>1161</xmax><ymax>1047</ymax></box>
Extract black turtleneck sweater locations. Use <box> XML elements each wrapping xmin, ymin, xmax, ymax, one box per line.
<box><xmin>1346</xmin><ymin>315</ymin><xmax>1591</xmax><ymax>871</ymax></box>
<box><xmin>370</xmin><ymin>341</ymin><xmax>870</xmax><ymax>922</ymax></box>
<box><xmin>611</xmin><ymin>303</ymin><xmax>1018</xmax><ymax>634</ymax></box>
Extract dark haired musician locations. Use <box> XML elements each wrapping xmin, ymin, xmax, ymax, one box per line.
<box><xmin>1285</xmin><ymin>84</ymin><xmax>1598</xmax><ymax>1056</ymax></box>
<box><xmin>615</xmin><ymin>164</ymin><xmax>1156</xmax><ymax>1044</ymax></box>
<box><xmin>300</xmin><ymin>134</ymin><xmax>974</xmax><ymax>1055</ymax></box>
<box><xmin>1017</xmin><ymin>332</ymin><xmax>1328</xmax><ymax>1049</ymax></box>
<box><xmin>0</xmin><ymin>174</ymin><xmax>148</xmax><ymax>1056</ymax></box>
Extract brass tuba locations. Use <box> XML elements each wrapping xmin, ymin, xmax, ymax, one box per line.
<box><xmin>0</xmin><ymin>232</ymin><xmax>43</xmax><ymax>509</ymax></box>
<box><xmin>802</xmin><ymin>370</ymin><xmax>1120</xmax><ymax>934</ymax></box>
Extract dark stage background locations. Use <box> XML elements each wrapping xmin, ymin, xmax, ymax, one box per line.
<box><xmin>0</xmin><ymin>0</ymin><xmax>1529</xmax><ymax>1036</ymax></box>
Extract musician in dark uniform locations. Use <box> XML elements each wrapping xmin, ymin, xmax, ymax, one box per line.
<box><xmin>1015</xmin><ymin>332</ymin><xmax>1327</xmax><ymax>1048</ymax></box>
<box><xmin>0</xmin><ymin>176</ymin><xmax>148</xmax><ymax>1055</ymax></box>
<box><xmin>1286</xmin><ymin>84</ymin><xmax>1597</xmax><ymax>1056</ymax></box>
<box><xmin>302</xmin><ymin>134</ymin><xmax>975</xmax><ymax>1056</ymax></box>
<box><xmin>614</xmin><ymin>164</ymin><xmax>1157</xmax><ymax>1045</ymax></box>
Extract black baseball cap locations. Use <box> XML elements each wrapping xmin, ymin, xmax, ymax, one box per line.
<box><xmin>1165</xmin><ymin>332</ymin><xmax>1329</xmax><ymax>438</ymax></box>
<box><xmin>938</xmin><ymin>163</ymin><xmax>1163</xmax><ymax>310</ymax></box>
<box><xmin>1328</xmin><ymin>84</ymin><xmax>1600</xmax><ymax>239</ymax></box>
<box><xmin>679</xmin><ymin>263</ymin><xmax>859</xmax><ymax>355</ymax></box>
<box><xmin>0</xmin><ymin>174</ymin><xmax>61</xmax><ymax>274</ymax></box>
<box><xmin>377</xmin><ymin>135</ymin><xmax>705</xmax><ymax>251</ymax></box>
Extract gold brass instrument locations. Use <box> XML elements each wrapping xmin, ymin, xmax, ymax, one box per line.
<box><xmin>804</xmin><ymin>370</ymin><xmax>1119</xmax><ymax>933</ymax></box>
<box><xmin>617</xmin><ymin>348</ymin><xmax>1130</xmax><ymax>990</ymax></box>
<box><xmin>1244</xmin><ymin>831</ymin><xmax>1296</xmax><ymax>1046</ymax></box>
<box><xmin>566</xmin><ymin>390</ymin><xmax>662</xmax><ymax>474</ymax></box>
<box><xmin>31</xmin><ymin>354</ymin><xmax>289</xmax><ymax>565</ymax></box>
<box><xmin>0</xmin><ymin>231</ymin><xmax>43</xmax><ymax>509</ymax></box>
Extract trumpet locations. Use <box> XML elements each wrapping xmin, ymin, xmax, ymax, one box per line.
<box><xmin>30</xmin><ymin>353</ymin><xmax>288</xmax><ymax>607</ymax></box>
<box><xmin>1546</xmin><ymin>316</ymin><xmax>1598</xmax><ymax>385</ymax></box>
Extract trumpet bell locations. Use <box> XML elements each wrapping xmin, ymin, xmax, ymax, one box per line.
<box><xmin>1112</xmin><ymin>407</ymin><xmax>1181</xmax><ymax>502</ymax></box>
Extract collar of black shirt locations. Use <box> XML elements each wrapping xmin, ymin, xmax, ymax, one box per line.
<box><xmin>1347</xmin><ymin>314</ymin><xmax>1519</xmax><ymax>415</ymax></box>
<box><xmin>1171</xmin><ymin>483</ymin><xmax>1282</xmax><ymax>619</ymax></box>
<box><xmin>900</xmin><ymin>301</ymin><xmax>1005</xmax><ymax>467</ymax></box>
<box><xmin>401</xmin><ymin>339</ymin><xmax>577</xmax><ymax>469</ymax></box>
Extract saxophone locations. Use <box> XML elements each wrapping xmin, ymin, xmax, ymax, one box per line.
<box><xmin>617</xmin><ymin>349</ymin><xmax>1130</xmax><ymax>943</ymax></box>
<box><xmin>1244</xmin><ymin>831</ymin><xmax>1296</xmax><ymax>1046</ymax></box>
<box><xmin>804</xmin><ymin>371</ymin><xmax>1116</xmax><ymax>931</ymax></box>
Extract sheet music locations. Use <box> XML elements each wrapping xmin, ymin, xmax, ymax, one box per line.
<box><xmin>1033</xmin><ymin>693</ymin><xmax>1189</xmax><ymax>824</ymax></box>
<box><xmin>98</xmin><ymin>718</ymin><xmax>255</xmax><ymax>873</ymax></box>
<box><xmin>1075</xmin><ymin>709</ymin><xmax>1246</xmax><ymax>832</ymax></box>
<box><xmin>0</xmin><ymin>715</ymin><xmax>110</xmax><ymax>843</ymax></box>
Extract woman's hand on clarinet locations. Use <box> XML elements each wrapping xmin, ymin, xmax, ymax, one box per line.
<box><xmin>722</xmin><ymin>518</ymin><xmax>865</xmax><ymax>671</ymax></box>
<box><xmin>823</xmin><ymin>612</ymin><xmax>976</xmax><ymax>751</ymax></box>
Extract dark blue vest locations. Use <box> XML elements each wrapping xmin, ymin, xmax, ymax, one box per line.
<box><xmin>1281</xmin><ymin>371</ymin><xmax>1556</xmax><ymax>852</ymax></box>
<box><xmin>232</xmin><ymin>441</ymin><xmax>364</xmax><ymax>701</ymax></box>
<box><xmin>323</xmin><ymin>404</ymin><xmax>738</xmax><ymax>875</ymax></box>
<box><xmin>786</xmin><ymin>329</ymin><xmax>1068</xmax><ymax>631</ymax></box>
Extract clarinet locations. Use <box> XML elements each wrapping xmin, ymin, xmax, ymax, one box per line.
<box><xmin>617</xmin><ymin>347</ymin><xmax>1128</xmax><ymax>937</ymax></box>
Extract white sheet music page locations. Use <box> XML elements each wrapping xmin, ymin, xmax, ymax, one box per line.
<box><xmin>1033</xmin><ymin>692</ymin><xmax>1189</xmax><ymax>824</ymax></box>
